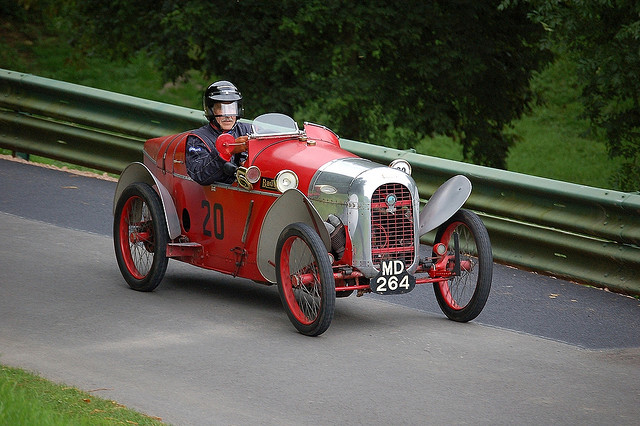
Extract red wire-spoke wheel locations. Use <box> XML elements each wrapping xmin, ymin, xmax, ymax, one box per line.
<box><xmin>114</xmin><ymin>182</ymin><xmax>168</xmax><ymax>292</ymax></box>
<box><xmin>432</xmin><ymin>209</ymin><xmax>492</xmax><ymax>322</ymax></box>
<box><xmin>276</xmin><ymin>222</ymin><xmax>335</xmax><ymax>336</ymax></box>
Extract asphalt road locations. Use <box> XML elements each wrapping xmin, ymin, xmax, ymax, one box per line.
<box><xmin>1</xmin><ymin>156</ymin><xmax>639</xmax><ymax>425</ymax></box>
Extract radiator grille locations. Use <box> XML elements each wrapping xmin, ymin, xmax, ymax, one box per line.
<box><xmin>370</xmin><ymin>183</ymin><xmax>415</xmax><ymax>269</ymax></box>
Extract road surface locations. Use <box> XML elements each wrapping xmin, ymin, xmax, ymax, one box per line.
<box><xmin>1</xmin><ymin>157</ymin><xmax>638</xmax><ymax>425</ymax></box>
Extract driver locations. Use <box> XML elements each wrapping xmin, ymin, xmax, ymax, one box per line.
<box><xmin>185</xmin><ymin>80</ymin><xmax>252</xmax><ymax>185</ymax></box>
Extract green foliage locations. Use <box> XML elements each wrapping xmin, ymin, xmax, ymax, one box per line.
<box><xmin>1</xmin><ymin>1</ymin><xmax>626</xmax><ymax>189</ymax></box>
<box><xmin>74</xmin><ymin>0</ymin><xmax>553</xmax><ymax>169</ymax></box>
<box><xmin>0</xmin><ymin>18</ymin><xmax>203</xmax><ymax>109</ymax></box>
<box><xmin>416</xmin><ymin>54</ymin><xmax>623</xmax><ymax>189</ymax></box>
<box><xmin>511</xmin><ymin>0</ymin><xmax>640</xmax><ymax>191</ymax></box>
<box><xmin>0</xmin><ymin>0</ymin><xmax>25</xmax><ymax>19</ymax></box>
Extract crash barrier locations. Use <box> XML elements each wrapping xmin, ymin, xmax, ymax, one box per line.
<box><xmin>1</xmin><ymin>68</ymin><xmax>639</xmax><ymax>295</ymax></box>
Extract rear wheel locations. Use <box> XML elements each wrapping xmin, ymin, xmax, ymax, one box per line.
<box><xmin>432</xmin><ymin>209</ymin><xmax>492</xmax><ymax>322</ymax></box>
<box><xmin>113</xmin><ymin>182</ymin><xmax>168</xmax><ymax>291</ymax></box>
<box><xmin>276</xmin><ymin>222</ymin><xmax>336</xmax><ymax>336</ymax></box>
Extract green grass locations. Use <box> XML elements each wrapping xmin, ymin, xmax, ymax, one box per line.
<box><xmin>507</xmin><ymin>58</ymin><xmax>622</xmax><ymax>188</ymax></box>
<box><xmin>507</xmin><ymin>112</ymin><xmax>619</xmax><ymax>188</ymax></box>
<box><xmin>0</xmin><ymin>365</ymin><xmax>166</xmax><ymax>425</ymax></box>
<box><xmin>416</xmin><ymin>134</ymin><xmax>465</xmax><ymax>163</ymax></box>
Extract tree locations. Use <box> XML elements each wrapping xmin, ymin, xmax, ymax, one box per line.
<box><xmin>507</xmin><ymin>0</ymin><xmax>640</xmax><ymax>191</ymax></box>
<box><xmin>77</xmin><ymin>0</ymin><xmax>552</xmax><ymax>168</ymax></box>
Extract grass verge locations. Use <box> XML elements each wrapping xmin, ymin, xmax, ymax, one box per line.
<box><xmin>0</xmin><ymin>365</ymin><xmax>166</xmax><ymax>425</ymax></box>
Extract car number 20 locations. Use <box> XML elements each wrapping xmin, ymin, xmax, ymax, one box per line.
<box><xmin>201</xmin><ymin>200</ymin><xmax>224</xmax><ymax>239</ymax></box>
<box><xmin>371</xmin><ymin>260</ymin><xmax>416</xmax><ymax>295</ymax></box>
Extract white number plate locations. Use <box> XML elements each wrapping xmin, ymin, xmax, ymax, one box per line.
<box><xmin>371</xmin><ymin>260</ymin><xmax>416</xmax><ymax>295</ymax></box>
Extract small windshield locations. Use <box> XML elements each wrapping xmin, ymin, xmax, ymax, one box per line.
<box><xmin>251</xmin><ymin>113</ymin><xmax>300</xmax><ymax>136</ymax></box>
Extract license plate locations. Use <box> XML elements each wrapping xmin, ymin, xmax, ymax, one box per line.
<box><xmin>371</xmin><ymin>260</ymin><xmax>416</xmax><ymax>295</ymax></box>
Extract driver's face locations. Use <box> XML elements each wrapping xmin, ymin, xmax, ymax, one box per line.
<box><xmin>214</xmin><ymin>103</ymin><xmax>237</xmax><ymax>131</ymax></box>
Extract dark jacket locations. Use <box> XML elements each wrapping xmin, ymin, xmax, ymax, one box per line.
<box><xmin>185</xmin><ymin>121</ymin><xmax>252</xmax><ymax>185</ymax></box>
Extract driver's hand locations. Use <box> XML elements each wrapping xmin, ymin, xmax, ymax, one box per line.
<box><xmin>231</xmin><ymin>136</ymin><xmax>248</xmax><ymax>155</ymax></box>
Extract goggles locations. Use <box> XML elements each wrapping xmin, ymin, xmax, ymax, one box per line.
<box><xmin>214</xmin><ymin>102</ymin><xmax>239</xmax><ymax>117</ymax></box>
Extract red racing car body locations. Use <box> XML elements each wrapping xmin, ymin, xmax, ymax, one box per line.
<box><xmin>113</xmin><ymin>113</ymin><xmax>492</xmax><ymax>336</ymax></box>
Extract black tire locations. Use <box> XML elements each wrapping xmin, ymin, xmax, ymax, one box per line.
<box><xmin>432</xmin><ymin>209</ymin><xmax>492</xmax><ymax>322</ymax></box>
<box><xmin>276</xmin><ymin>222</ymin><xmax>336</xmax><ymax>336</ymax></box>
<box><xmin>113</xmin><ymin>182</ymin><xmax>168</xmax><ymax>291</ymax></box>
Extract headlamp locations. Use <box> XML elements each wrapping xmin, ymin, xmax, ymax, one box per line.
<box><xmin>275</xmin><ymin>170</ymin><xmax>299</xmax><ymax>193</ymax></box>
<box><xmin>389</xmin><ymin>159</ymin><xmax>412</xmax><ymax>175</ymax></box>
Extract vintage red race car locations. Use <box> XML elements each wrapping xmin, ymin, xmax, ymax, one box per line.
<box><xmin>113</xmin><ymin>113</ymin><xmax>492</xmax><ymax>336</ymax></box>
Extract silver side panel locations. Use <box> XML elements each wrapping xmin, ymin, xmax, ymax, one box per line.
<box><xmin>257</xmin><ymin>188</ymin><xmax>331</xmax><ymax>283</ymax></box>
<box><xmin>113</xmin><ymin>162</ymin><xmax>181</xmax><ymax>239</ymax></box>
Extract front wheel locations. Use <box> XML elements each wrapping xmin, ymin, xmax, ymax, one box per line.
<box><xmin>432</xmin><ymin>209</ymin><xmax>492</xmax><ymax>322</ymax></box>
<box><xmin>113</xmin><ymin>182</ymin><xmax>168</xmax><ymax>292</ymax></box>
<box><xmin>276</xmin><ymin>222</ymin><xmax>336</xmax><ymax>336</ymax></box>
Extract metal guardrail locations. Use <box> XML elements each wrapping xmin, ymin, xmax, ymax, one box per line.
<box><xmin>1</xmin><ymin>68</ymin><xmax>639</xmax><ymax>295</ymax></box>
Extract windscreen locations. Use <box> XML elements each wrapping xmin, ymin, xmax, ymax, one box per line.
<box><xmin>251</xmin><ymin>113</ymin><xmax>299</xmax><ymax>135</ymax></box>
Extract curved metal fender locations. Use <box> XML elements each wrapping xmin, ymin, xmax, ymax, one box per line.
<box><xmin>418</xmin><ymin>175</ymin><xmax>472</xmax><ymax>236</ymax></box>
<box><xmin>257</xmin><ymin>188</ymin><xmax>331</xmax><ymax>283</ymax></box>
<box><xmin>113</xmin><ymin>162</ymin><xmax>181</xmax><ymax>239</ymax></box>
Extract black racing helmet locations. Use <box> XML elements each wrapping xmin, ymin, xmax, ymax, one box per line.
<box><xmin>203</xmin><ymin>80</ymin><xmax>244</xmax><ymax>122</ymax></box>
